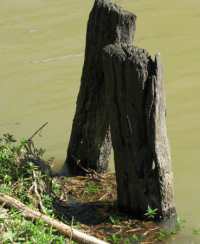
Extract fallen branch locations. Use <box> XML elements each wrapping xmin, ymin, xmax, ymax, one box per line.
<box><xmin>0</xmin><ymin>193</ymin><xmax>108</xmax><ymax>244</ymax></box>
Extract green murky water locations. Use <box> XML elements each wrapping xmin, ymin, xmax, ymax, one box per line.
<box><xmin>1</xmin><ymin>0</ymin><xmax>200</xmax><ymax>242</ymax></box>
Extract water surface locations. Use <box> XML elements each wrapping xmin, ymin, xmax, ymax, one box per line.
<box><xmin>0</xmin><ymin>0</ymin><xmax>200</xmax><ymax>241</ymax></box>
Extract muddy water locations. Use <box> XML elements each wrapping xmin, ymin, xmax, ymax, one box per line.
<box><xmin>0</xmin><ymin>0</ymin><xmax>200</xmax><ymax>240</ymax></box>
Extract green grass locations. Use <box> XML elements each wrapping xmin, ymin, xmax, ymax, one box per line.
<box><xmin>0</xmin><ymin>133</ymin><xmax>77</xmax><ymax>244</ymax></box>
<box><xmin>0</xmin><ymin>208</ymin><xmax>67</xmax><ymax>243</ymax></box>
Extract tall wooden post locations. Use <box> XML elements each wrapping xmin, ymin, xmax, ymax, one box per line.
<box><xmin>66</xmin><ymin>0</ymin><xmax>137</xmax><ymax>175</ymax></box>
<box><xmin>103</xmin><ymin>43</ymin><xmax>176</xmax><ymax>219</ymax></box>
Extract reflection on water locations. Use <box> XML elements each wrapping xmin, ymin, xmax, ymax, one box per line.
<box><xmin>0</xmin><ymin>0</ymin><xmax>200</xmax><ymax>241</ymax></box>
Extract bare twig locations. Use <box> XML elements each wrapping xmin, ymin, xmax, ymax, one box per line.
<box><xmin>71</xmin><ymin>155</ymin><xmax>108</xmax><ymax>181</ymax></box>
<box><xmin>142</xmin><ymin>226</ymin><xmax>160</xmax><ymax>237</ymax></box>
<box><xmin>49</xmin><ymin>236</ymin><xmax>57</xmax><ymax>244</ymax></box>
<box><xmin>29</xmin><ymin>122</ymin><xmax>48</xmax><ymax>140</ymax></box>
<box><xmin>70</xmin><ymin>216</ymin><xmax>74</xmax><ymax>243</ymax></box>
<box><xmin>32</xmin><ymin>170</ymin><xmax>46</xmax><ymax>214</ymax></box>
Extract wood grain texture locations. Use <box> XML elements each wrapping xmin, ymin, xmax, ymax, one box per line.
<box><xmin>103</xmin><ymin>43</ymin><xmax>176</xmax><ymax>219</ymax></box>
<box><xmin>66</xmin><ymin>0</ymin><xmax>137</xmax><ymax>175</ymax></box>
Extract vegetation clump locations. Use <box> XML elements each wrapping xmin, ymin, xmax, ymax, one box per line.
<box><xmin>0</xmin><ymin>133</ymin><xmax>75</xmax><ymax>243</ymax></box>
<box><xmin>0</xmin><ymin>133</ymin><xmax>52</xmax><ymax>211</ymax></box>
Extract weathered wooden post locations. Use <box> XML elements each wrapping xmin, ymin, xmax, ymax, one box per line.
<box><xmin>103</xmin><ymin>43</ymin><xmax>176</xmax><ymax>219</ymax></box>
<box><xmin>66</xmin><ymin>0</ymin><xmax>137</xmax><ymax>175</ymax></box>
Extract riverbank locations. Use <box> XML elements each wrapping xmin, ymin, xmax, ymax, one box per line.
<box><xmin>0</xmin><ymin>134</ymin><xmax>199</xmax><ymax>243</ymax></box>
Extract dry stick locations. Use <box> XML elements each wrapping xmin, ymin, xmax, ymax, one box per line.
<box><xmin>32</xmin><ymin>170</ymin><xmax>46</xmax><ymax>214</ymax></box>
<box><xmin>72</xmin><ymin>156</ymin><xmax>108</xmax><ymax>181</ymax></box>
<box><xmin>25</xmin><ymin>122</ymin><xmax>52</xmax><ymax>172</ymax></box>
<box><xmin>28</xmin><ymin>171</ymin><xmax>45</xmax><ymax>212</ymax></box>
<box><xmin>142</xmin><ymin>226</ymin><xmax>161</xmax><ymax>237</ymax></box>
<box><xmin>29</xmin><ymin>122</ymin><xmax>49</xmax><ymax>140</ymax></box>
<box><xmin>26</xmin><ymin>122</ymin><xmax>49</xmax><ymax>158</ymax></box>
<box><xmin>49</xmin><ymin>236</ymin><xmax>57</xmax><ymax>244</ymax></box>
<box><xmin>70</xmin><ymin>216</ymin><xmax>74</xmax><ymax>243</ymax></box>
<box><xmin>0</xmin><ymin>193</ymin><xmax>108</xmax><ymax>244</ymax></box>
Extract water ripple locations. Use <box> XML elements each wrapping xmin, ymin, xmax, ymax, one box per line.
<box><xmin>24</xmin><ymin>53</ymin><xmax>84</xmax><ymax>64</ymax></box>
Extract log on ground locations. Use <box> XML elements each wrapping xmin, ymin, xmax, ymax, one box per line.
<box><xmin>0</xmin><ymin>193</ymin><xmax>108</xmax><ymax>244</ymax></box>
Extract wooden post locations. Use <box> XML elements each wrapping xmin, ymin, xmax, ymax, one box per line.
<box><xmin>66</xmin><ymin>0</ymin><xmax>137</xmax><ymax>175</ymax></box>
<box><xmin>103</xmin><ymin>43</ymin><xmax>176</xmax><ymax>219</ymax></box>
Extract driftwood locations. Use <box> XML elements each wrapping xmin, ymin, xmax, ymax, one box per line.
<box><xmin>103</xmin><ymin>43</ymin><xmax>176</xmax><ymax>219</ymax></box>
<box><xmin>66</xmin><ymin>0</ymin><xmax>137</xmax><ymax>175</ymax></box>
<box><xmin>0</xmin><ymin>193</ymin><xmax>108</xmax><ymax>244</ymax></box>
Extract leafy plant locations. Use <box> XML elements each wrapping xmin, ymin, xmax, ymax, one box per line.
<box><xmin>193</xmin><ymin>228</ymin><xmax>200</xmax><ymax>235</ymax></box>
<box><xmin>110</xmin><ymin>216</ymin><xmax>120</xmax><ymax>225</ymax></box>
<box><xmin>125</xmin><ymin>235</ymin><xmax>139</xmax><ymax>243</ymax></box>
<box><xmin>144</xmin><ymin>205</ymin><xmax>158</xmax><ymax>219</ymax></box>
<box><xmin>107</xmin><ymin>235</ymin><xmax>123</xmax><ymax>243</ymax></box>
<box><xmin>175</xmin><ymin>217</ymin><xmax>186</xmax><ymax>231</ymax></box>
<box><xmin>157</xmin><ymin>228</ymin><xmax>178</xmax><ymax>241</ymax></box>
<box><xmin>52</xmin><ymin>181</ymin><xmax>61</xmax><ymax>195</ymax></box>
<box><xmin>62</xmin><ymin>176</ymin><xmax>68</xmax><ymax>180</ymax></box>
<box><xmin>42</xmin><ymin>194</ymin><xmax>53</xmax><ymax>208</ymax></box>
<box><xmin>158</xmin><ymin>231</ymin><xmax>167</xmax><ymax>240</ymax></box>
<box><xmin>85</xmin><ymin>182</ymin><xmax>99</xmax><ymax>193</ymax></box>
<box><xmin>3</xmin><ymin>133</ymin><xmax>17</xmax><ymax>143</ymax></box>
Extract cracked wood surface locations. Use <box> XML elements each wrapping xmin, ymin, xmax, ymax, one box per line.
<box><xmin>103</xmin><ymin>43</ymin><xmax>176</xmax><ymax>219</ymax></box>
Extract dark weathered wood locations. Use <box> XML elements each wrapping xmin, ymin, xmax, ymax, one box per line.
<box><xmin>66</xmin><ymin>0</ymin><xmax>137</xmax><ymax>175</ymax></box>
<box><xmin>103</xmin><ymin>43</ymin><xmax>176</xmax><ymax>219</ymax></box>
